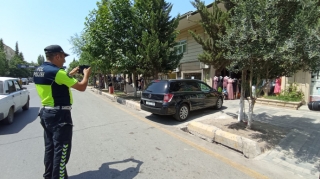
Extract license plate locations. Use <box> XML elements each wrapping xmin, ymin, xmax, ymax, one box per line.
<box><xmin>146</xmin><ymin>101</ymin><xmax>155</xmax><ymax>106</ymax></box>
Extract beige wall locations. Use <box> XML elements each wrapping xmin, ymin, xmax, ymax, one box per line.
<box><xmin>281</xmin><ymin>70</ymin><xmax>311</xmax><ymax>103</ymax></box>
<box><xmin>177</xmin><ymin>25</ymin><xmax>204</xmax><ymax>64</ymax></box>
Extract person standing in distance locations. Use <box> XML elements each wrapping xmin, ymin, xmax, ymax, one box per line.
<box><xmin>33</xmin><ymin>45</ymin><xmax>91</xmax><ymax>179</ymax></box>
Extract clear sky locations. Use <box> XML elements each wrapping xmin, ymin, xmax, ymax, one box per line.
<box><xmin>0</xmin><ymin>0</ymin><xmax>213</xmax><ymax>68</ymax></box>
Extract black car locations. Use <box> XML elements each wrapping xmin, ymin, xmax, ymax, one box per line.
<box><xmin>140</xmin><ymin>79</ymin><xmax>223</xmax><ymax>121</ymax></box>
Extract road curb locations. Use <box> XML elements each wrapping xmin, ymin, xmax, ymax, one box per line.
<box><xmin>90</xmin><ymin>88</ymin><xmax>141</xmax><ymax>111</ymax></box>
<box><xmin>187</xmin><ymin>121</ymin><xmax>261</xmax><ymax>158</ymax></box>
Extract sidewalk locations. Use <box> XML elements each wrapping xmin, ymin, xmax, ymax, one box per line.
<box><xmin>196</xmin><ymin>99</ymin><xmax>320</xmax><ymax>178</ymax></box>
<box><xmin>89</xmin><ymin>87</ymin><xmax>320</xmax><ymax>177</ymax></box>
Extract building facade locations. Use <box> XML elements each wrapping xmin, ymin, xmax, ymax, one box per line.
<box><xmin>176</xmin><ymin>3</ymin><xmax>316</xmax><ymax>103</ymax></box>
<box><xmin>175</xmin><ymin>6</ymin><xmax>216</xmax><ymax>87</ymax></box>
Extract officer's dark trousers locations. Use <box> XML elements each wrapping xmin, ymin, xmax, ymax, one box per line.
<box><xmin>39</xmin><ymin>108</ymin><xmax>73</xmax><ymax>179</ymax></box>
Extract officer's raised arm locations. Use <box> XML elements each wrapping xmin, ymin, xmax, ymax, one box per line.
<box><xmin>71</xmin><ymin>67</ymin><xmax>91</xmax><ymax>91</ymax></box>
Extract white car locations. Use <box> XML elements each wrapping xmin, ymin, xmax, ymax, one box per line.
<box><xmin>0</xmin><ymin>77</ymin><xmax>30</xmax><ymax>124</ymax></box>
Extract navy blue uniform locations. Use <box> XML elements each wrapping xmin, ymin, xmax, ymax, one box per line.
<box><xmin>34</xmin><ymin>62</ymin><xmax>77</xmax><ymax>179</ymax></box>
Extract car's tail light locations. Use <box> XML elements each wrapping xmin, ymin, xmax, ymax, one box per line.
<box><xmin>163</xmin><ymin>93</ymin><xmax>174</xmax><ymax>103</ymax></box>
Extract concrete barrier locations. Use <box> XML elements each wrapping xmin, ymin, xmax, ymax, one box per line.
<box><xmin>187</xmin><ymin>121</ymin><xmax>262</xmax><ymax>158</ymax></box>
<box><xmin>187</xmin><ymin>122</ymin><xmax>221</xmax><ymax>141</ymax></box>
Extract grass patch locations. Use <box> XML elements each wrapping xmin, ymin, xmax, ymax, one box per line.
<box><xmin>263</xmin><ymin>95</ymin><xmax>302</xmax><ymax>102</ymax></box>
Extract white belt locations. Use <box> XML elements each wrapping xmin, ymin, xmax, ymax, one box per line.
<box><xmin>43</xmin><ymin>106</ymin><xmax>72</xmax><ymax>110</ymax></box>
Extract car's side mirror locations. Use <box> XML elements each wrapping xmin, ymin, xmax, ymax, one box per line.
<box><xmin>22</xmin><ymin>87</ymin><xmax>27</xmax><ymax>90</ymax></box>
<box><xmin>5</xmin><ymin>90</ymin><xmax>10</xmax><ymax>93</ymax></box>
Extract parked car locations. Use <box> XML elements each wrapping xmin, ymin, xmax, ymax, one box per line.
<box><xmin>28</xmin><ymin>77</ymin><xmax>33</xmax><ymax>83</ymax></box>
<box><xmin>140</xmin><ymin>79</ymin><xmax>223</xmax><ymax>121</ymax></box>
<box><xmin>21</xmin><ymin>78</ymin><xmax>29</xmax><ymax>85</ymax></box>
<box><xmin>0</xmin><ymin>77</ymin><xmax>30</xmax><ymax>124</ymax></box>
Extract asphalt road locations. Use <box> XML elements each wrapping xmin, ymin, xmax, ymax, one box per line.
<box><xmin>0</xmin><ymin>83</ymin><xmax>298</xmax><ymax>179</ymax></box>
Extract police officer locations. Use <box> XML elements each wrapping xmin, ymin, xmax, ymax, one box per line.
<box><xmin>34</xmin><ymin>45</ymin><xmax>91</xmax><ymax>179</ymax></box>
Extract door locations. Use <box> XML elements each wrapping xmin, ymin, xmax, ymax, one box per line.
<box><xmin>14</xmin><ymin>80</ymin><xmax>28</xmax><ymax>106</ymax></box>
<box><xmin>198</xmin><ymin>82</ymin><xmax>218</xmax><ymax>108</ymax></box>
<box><xmin>7</xmin><ymin>80</ymin><xmax>22</xmax><ymax>111</ymax></box>
<box><xmin>183</xmin><ymin>81</ymin><xmax>203</xmax><ymax>110</ymax></box>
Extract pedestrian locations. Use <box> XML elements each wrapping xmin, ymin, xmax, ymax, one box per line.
<box><xmin>33</xmin><ymin>45</ymin><xmax>91</xmax><ymax>179</ymax></box>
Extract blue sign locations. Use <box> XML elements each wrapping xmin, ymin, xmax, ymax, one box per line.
<box><xmin>17</xmin><ymin>64</ymin><xmax>39</xmax><ymax>69</ymax></box>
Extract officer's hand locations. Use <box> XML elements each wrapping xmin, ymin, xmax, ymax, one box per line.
<box><xmin>69</xmin><ymin>66</ymin><xmax>79</xmax><ymax>76</ymax></box>
<box><xmin>83</xmin><ymin>67</ymin><xmax>91</xmax><ymax>77</ymax></box>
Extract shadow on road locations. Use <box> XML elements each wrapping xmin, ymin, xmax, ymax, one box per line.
<box><xmin>0</xmin><ymin>107</ymin><xmax>40</xmax><ymax>135</ymax></box>
<box><xmin>69</xmin><ymin>158</ymin><xmax>143</xmax><ymax>179</ymax></box>
<box><xmin>144</xmin><ymin>106</ymin><xmax>228</xmax><ymax>126</ymax></box>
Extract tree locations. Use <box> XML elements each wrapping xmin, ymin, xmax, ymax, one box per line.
<box><xmin>67</xmin><ymin>59</ymin><xmax>80</xmax><ymax>74</ymax></box>
<box><xmin>83</xmin><ymin>0</ymin><xmax>122</xmax><ymax>89</ymax></box>
<box><xmin>134</xmin><ymin>0</ymin><xmax>183</xmax><ymax>79</ymax></box>
<box><xmin>0</xmin><ymin>39</ymin><xmax>7</xmax><ymax>76</ymax></box>
<box><xmin>189</xmin><ymin>0</ymin><xmax>231</xmax><ymax>71</ymax></box>
<box><xmin>37</xmin><ymin>55</ymin><xmax>45</xmax><ymax>65</ymax></box>
<box><xmin>220</xmin><ymin>0</ymin><xmax>320</xmax><ymax>128</ymax></box>
<box><xmin>19</xmin><ymin>52</ymin><xmax>24</xmax><ymax>61</ymax></box>
<box><xmin>8</xmin><ymin>55</ymin><xmax>29</xmax><ymax>77</ymax></box>
<box><xmin>15</xmin><ymin>41</ymin><xmax>19</xmax><ymax>55</ymax></box>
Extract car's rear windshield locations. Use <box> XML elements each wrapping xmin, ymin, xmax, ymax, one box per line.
<box><xmin>144</xmin><ymin>81</ymin><xmax>168</xmax><ymax>93</ymax></box>
<box><xmin>0</xmin><ymin>81</ymin><xmax>3</xmax><ymax>94</ymax></box>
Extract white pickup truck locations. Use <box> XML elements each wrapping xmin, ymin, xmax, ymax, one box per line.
<box><xmin>0</xmin><ymin>77</ymin><xmax>30</xmax><ymax>124</ymax></box>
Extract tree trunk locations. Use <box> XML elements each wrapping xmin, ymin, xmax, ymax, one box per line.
<box><xmin>111</xmin><ymin>74</ymin><xmax>114</xmax><ymax>92</ymax></box>
<box><xmin>247</xmin><ymin>63</ymin><xmax>255</xmax><ymax>129</ymax></box>
<box><xmin>124</xmin><ymin>73</ymin><xmax>127</xmax><ymax>94</ymax></box>
<box><xmin>247</xmin><ymin>98</ymin><xmax>254</xmax><ymax>128</ymax></box>
<box><xmin>97</xmin><ymin>74</ymin><xmax>101</xmax><ymax>90</ymax></box>
<box><xmin>103</xmin><ymin>74</ymin><xmax>108</xmax><ymax>89</ymax></box>
<box><xmin>132</xmin><ymin>73</ymin><xmax>137</xmax><ymax>97</ymax></box>
<box><xmin>238</xmin><ymin>70</ymin><xmax>246</xmax><ymax>122</ymax></box>
<box><xmin>154</xmin><ymin>71</ymin><xmax>159</xmax><ymax>80</ymax></box>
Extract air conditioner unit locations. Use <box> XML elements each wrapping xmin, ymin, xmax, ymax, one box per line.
<box><xmin>200</xmin><ymin>62</ymin><xmax>209</xmax><ymax>69</ymax></box>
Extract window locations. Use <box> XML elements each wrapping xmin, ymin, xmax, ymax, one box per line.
<box><xmin>199</xmin><ymin>82</ymin><xmax>211</xmax><ymax>92</ymax></box>
<box><xmin>7</xmin><ymin>81</ymin><xmax>16</xmax><ymax>93</ymax></box>
<box><xmin>185</xmin><ymin>82</ymin><xmax>200</xmax><ymax>91</ymax></box>
<box><xmin>170</xmin><ymin>81</ymin><xmax>200</xmax><ymax>92</ymax></box>
<box><xmin>0</xmin><ymin>81</ymin><xmax>3</xmax><ymax>94</ymax></box>
<box><xmin>14</xmin><ymin>80</ymin><xmax>21</xmax><ymax>91</ymax></box>
<box><xmin>145</xmin><ymin>81</ymin><xmax>168</xmax><ymax>93</ymax></box>
<box><xmin>174</xmin><ymin>40</ymin><xmax>187</xmax><ymax>54</ymax></box>
<box><xmin>169</xmin><ymin>82</ymin><xmax>182</xmax><ymax>92</ymax></box>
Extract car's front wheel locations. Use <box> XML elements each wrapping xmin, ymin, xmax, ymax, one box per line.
<box><xmin>174</xmin><ymin>103</ymin><xmax>189</xmax><ymax>121</ymax></box>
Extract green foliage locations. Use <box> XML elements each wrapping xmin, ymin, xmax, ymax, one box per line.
<box><xmin>281</xmin><ymin>83</ymin><xmax>305</xmax><ymax>101</ymax></box>
<box><xmin>8</xmin><ymin>55</ymin><xmax>30</xmax><ymax>77</ymax></box>
<box><xmin>265</xmin><ymin>83</ymin><xmax>304</xmax><ymax>102</ymax></box>
<box><xmin>78</xmin><ymin>0</ymin><xmax>182</xmax><ymax>78</ymax></box>
<box><xmin>19</xmin><ymin>52</ymin><xmax>24</xmax><ymax>61</ymax></box>
<box><xmin>67</xmin><ymin>59</ymin><xmax>80</xmax><ymax>75</ymax></box>
<box><xmin>135</xmin><ymin>0</ymin><xmax>182</xmax><ymax>77</ymax></box>
<box><xmin>189</xmin><ymin>0</ymin><xmax>230</xmax><ymax>71</ymax></box>
<box><xmin>37</xmin><ymin>55</ymin><xmax>45</xmax><ymax>65</ymax></box>
<box><xmin>15</xmin><ymin>42</ymin><xmax>19</xmax><ymax>55</ymax></box>
<box><xmin>220</xmin><ymin>0</ymin><xmax>320</xmax><ymax>96</ymax></box>
<box><xmin>0</xmin><ymin>39</ymin><xmax>7</xmax><ymax>76</ymax></box>
<box><xmin>83</xmin><ymin>0</ymin><xmax>121</xmax><ymax>74</ymax></box>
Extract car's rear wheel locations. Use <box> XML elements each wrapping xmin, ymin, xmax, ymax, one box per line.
<box><xmin>3</xmin><ymin>107</ymin><xmax>14</xmax><ymax>124</ymax></box>
<box><xmin>174</xmin><ymin>103</ymin><xmax>189</xmax><ymax>121</ymax></box>
<box><xmin>22</xmin><ymin>97</ymin><xmax>30</xmax><ymax>110</ymax></box>
<box><xmin>214</xmin><ymin>97</ymin><xmax>223</xmax><ymax>109</ymax></box>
